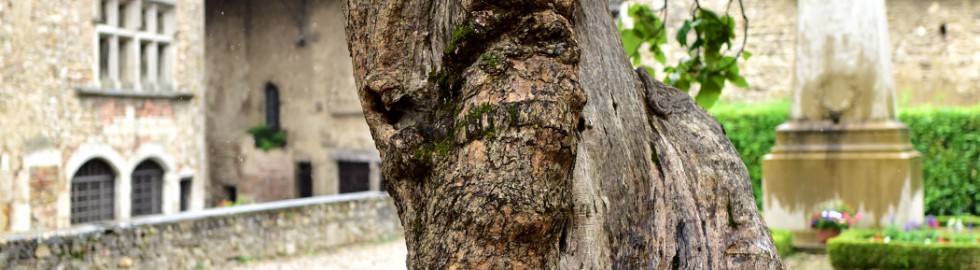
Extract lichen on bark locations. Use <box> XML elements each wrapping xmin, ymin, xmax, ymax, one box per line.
<box><xmin>346</xmin><ymin>0</ymin><xmax>586</xmax><ymax>268</ymax></box>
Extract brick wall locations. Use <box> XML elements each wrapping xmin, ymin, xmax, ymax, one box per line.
<box><xmin>0</xmin><ymin>192</ymin><xmax>401</xmax><ymax>269</ymax></box>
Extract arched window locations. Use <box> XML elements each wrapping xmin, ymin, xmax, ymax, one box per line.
<box><xmin>71</xmin><ymin>159</ymin><xmax>116</xmax><ymax>224</ymax></box>
<box><xmin>131</xmin><ymin>160</ymin><xmax>164</xmax><ymax>216</ymax></box>
<box><xmin>265</xmin><ymin>82</ymin><xmax>281</xmax><ymax>131</ymax></box>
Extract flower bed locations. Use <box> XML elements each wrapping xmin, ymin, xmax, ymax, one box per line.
<box><xmin>809</xmin><ymin>200</ymin><xmax>861</xmax><ymax>243</ymax></box>
<box><xmin>828</xmin><ymin>229</ymin><xmax>980</xmax><ymax>269</ymax></box>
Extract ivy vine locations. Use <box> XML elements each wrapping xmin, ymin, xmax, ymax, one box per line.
<box><xmin>619</xmin><ymin>0</ymin><xmax>751</xmax><ymax>109</ymax></box>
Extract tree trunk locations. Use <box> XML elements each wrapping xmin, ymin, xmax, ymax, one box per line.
<box><xmin>342</xmin><ymin>0</ymin><xmax>783</xmax><ymax>269</ymax></box>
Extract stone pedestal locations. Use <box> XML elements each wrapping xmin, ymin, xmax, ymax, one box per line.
<box><xmin>763</xmin><ymin>120</ymin><xmax>923</xmax><ymax>231</ymax></box>
<box><xmin>762</xmin><ymin>0</ymin><xmax>924</xmax><ymax>242</ymax></box>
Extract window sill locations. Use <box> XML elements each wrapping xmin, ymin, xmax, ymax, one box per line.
<box><xmin>75</xmin><ymin>87</ymin><xmax>194</xmax><ymax>100</ymax></box>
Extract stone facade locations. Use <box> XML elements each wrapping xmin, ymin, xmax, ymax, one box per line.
<box><xmin>627</xmin><ymin>0</ymin><xmax>979</xmax><ymax>106</ymax></box>
<box><xmin>0</xmin><ymin>192</ymin><xmax>401</xmax><ymax>270</ymax></box>
<box><xmin>205</xmin><ymin>0</ymin><xmax>380</xmax><ymax>205</ymax></box>
<box><xmin>0</xmin><ymin>0</ymin><xmax>207</xmax><ymax>233</ymax></box>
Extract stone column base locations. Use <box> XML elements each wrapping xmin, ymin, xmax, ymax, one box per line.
<box><xmin>762</xmin><ymin>120</ymin><xmax>923</xmax><ymax>242</ymax></box>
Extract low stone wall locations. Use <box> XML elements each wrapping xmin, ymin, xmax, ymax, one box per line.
<box><xmin>0</xmin><ymin>192</ymin><xmax>402</xmax><ymax>269</ymax></box>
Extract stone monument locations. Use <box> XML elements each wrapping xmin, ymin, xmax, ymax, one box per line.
<box><xmin>762</xmin><ymin>0</ymin><xmax>924</xmax><ymax>239</ymax></box>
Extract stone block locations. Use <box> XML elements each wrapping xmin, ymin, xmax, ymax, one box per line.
<box><xmin>763</xmin><ymin>121</ymin><xmax>924</xmax><ymax>236</ymax></box>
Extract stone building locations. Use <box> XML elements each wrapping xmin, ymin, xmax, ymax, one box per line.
<box><xmin>205</xmin><ymin>0</ymin><xmax>380</xmax><ymax>205</ymax></box>
<box><xmin>628</xmin><ymin>0</ymin><xmax>979</xmax><ymax>107</ymax></box>
<box><xmin>0</xmin><ymin>0</ymin><xmax>207</xmax><ymax>233</ymax></box>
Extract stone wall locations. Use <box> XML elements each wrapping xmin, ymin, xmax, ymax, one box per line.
<box><xmin>0</xmin><ymin>0</ymin><xmax>207</xmax><ymax>233</ymax></box>
<box><xmin>626</xmin><ymin>0</ymin><xmax>979</xmax><ymax>107</ymax></box>
<box><xmin>205</xmin><ymin>0</ymin><xmax>381</xmax><ymax>205</ymax></box>
<box><xmin>0</xmin><ymin>192</ymin><xmax>401</xmax><ymax>269</ymax></box>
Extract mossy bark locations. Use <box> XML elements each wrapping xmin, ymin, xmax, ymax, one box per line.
<box><xmin>343</xmin><ymin>0</ymin><xmax>783</xmax><ymax>269</ymax></box>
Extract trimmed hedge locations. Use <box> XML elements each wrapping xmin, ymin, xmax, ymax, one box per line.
<box><xmin>711</xmin><ymin>104</ymin><xmax>980</xmax><ymax>215</ymax></box>
<box><xmin>711</xmin><ymin>102</ymin><xmax>788</xmax><ymax>210</ymax></box>
<box><xmin>827</xmin><ymin>229</ymin><xmax>980</xmax><ymax>269</ymax></box>
<box><xmin>937</xmin><ymin>215</ymin><xmax>980</xmax><ymax>227</ymax></box>
<box><xmin>903</xmin><ymin>107</ymin><xmax>980</xmax><ymax>215</ymax></box>
<box><xmin>769</xmin><ymin>228</ymin><xmax>794</xmax><ymax>257</ymax></box>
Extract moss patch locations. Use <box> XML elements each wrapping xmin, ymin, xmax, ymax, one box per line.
<box><xmin>445</xmin><ymin>24</ymin><xmax>476</xmax><ymax>55</ymax></box>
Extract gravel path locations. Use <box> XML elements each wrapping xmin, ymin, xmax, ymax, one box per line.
<box><xmin>782</xmin><ymin>253</ymin><xmax>832</xmax><ymax>270</ymax></box>
<box><xmin>233</xmin><ymin>238</ymin><xmax>829</xmax><ymax>270</ymax></box>
<box><xmin>231</xmin><ymin>239</ymin><xmax>407</xmax><ymax>270</ymax></box>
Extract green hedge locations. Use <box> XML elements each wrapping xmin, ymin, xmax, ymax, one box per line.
<box><xmin>827</xmin><ymin>229</ymin><xmax>980</xmax><ymax>269</ymax></box>
<box><xmin>711</xmin><ymin>102</ymin><xmax>789</xmax><ymax>210</ymax></box>
<box><xmin>937</xmin><ymin>215</ymin><xmax>980</xmax><ymax>227</ymax></box>
<box><xmin>902</xmin><ymin>107</ymin><xmax>980</xmax><ymax>215</ymax></box>
<box><xmin>710</xmin><ymin>104</ymin><xmax>980</xmax><ymax>215</ymax></box>
<box><xmin>769</xmin><ymin>228</ymin><xmax>794</xmax><ymax>257</ymax></box>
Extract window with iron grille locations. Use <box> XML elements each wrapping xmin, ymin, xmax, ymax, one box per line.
<box><xmin>265</xmin><ymin>82</ymin><xmax>281</xmax><ymax>131</ymax></box>
<box><xmin>71</xmin><ymin>159</ymin><xmax>116</xmax><ymax>224</ymax></box>
<box><xmin>131</xmin><ymin>160</ymin><xmax>164</xmax><ymax>216</ymax></box>
<box><xmin>95</xmin><ymin>0</ymin><xmax>176</xmax><ymax>91</ymax></box>
<box><xmin>338</xmin><ymin>161</ymin><xmax>370</xmax><ymax>194</ymax></box>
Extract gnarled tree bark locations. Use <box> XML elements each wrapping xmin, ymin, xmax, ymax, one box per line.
<box><xmin>343</xmin><ymin>0</ymin><xmax>783</xmax><ymax>268</ymax></box>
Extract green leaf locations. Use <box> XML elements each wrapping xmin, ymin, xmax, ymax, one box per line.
<box><xmin>698</xmin><ymin>9</ymin><xmax>719</xmax><ymax>21</ymax></box>
<box><xmin>704</xmin><ymin>50</ymin><xmax>721</xmax><ymax>66</ymax></box>
<box><xmin>742</xmin><ymin>51</ymin><xmax>753</xmax><ymax>60</ymax></box>
<box><xmin>620</xmin><ymin>30</ymin><xmax>643</xmax><ymax>55</ymax></box>
<box><xmin>720</xmin><ymin>15</ymin><xmax>736</xmax><ymax>32</ymax></box>
<box><xmin>677</xmin><ymin>21</ymin><xmax>692</xmax><ymax>46</ymax></box>
<box><xmin>728</xmin><ymin>73</ymin><xmax>749</xmax><ymax>88</ymax></box>
<box><xmin>724</xmin><ymin>63</ymin><xmax>748</xmax><ymax>88</ymax></box>
<box><xmin>675</xmin><ymin>73</ymin><xmax>692</xmax><ymax>91</ymax></box>
<box><xmin>654</xmin><ymin>49</ymin><xmax>667</xmax><ymax>64</ymax></box>
<box><xmin>690</xmin><ymin>39</ymin><xmax>703</xmax><ymax>51</ymax></box>
<box><xmin>643</xmin><ymin>66</ymin><xmax>656</xmax><ymax>77</ymax></box>
<box><xmin>695</xmin><ymin>76</ymin><xmax>724</xmax><ymax>108</ymax></box>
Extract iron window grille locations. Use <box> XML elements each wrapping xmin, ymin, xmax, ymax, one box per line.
<box><xmin>131</xmin><ymin>161</ymin><xmax>164</xmax><ymax>216</ymax></box>
<box><xmin>265</xmin><ymin>82</ymin><xmax>281</xmax><ymax>131</ymax></box>
<box><xmin>71</xmin><ymin>159</ymin><xmax>116</xmax><ymax>224</ymax></box>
